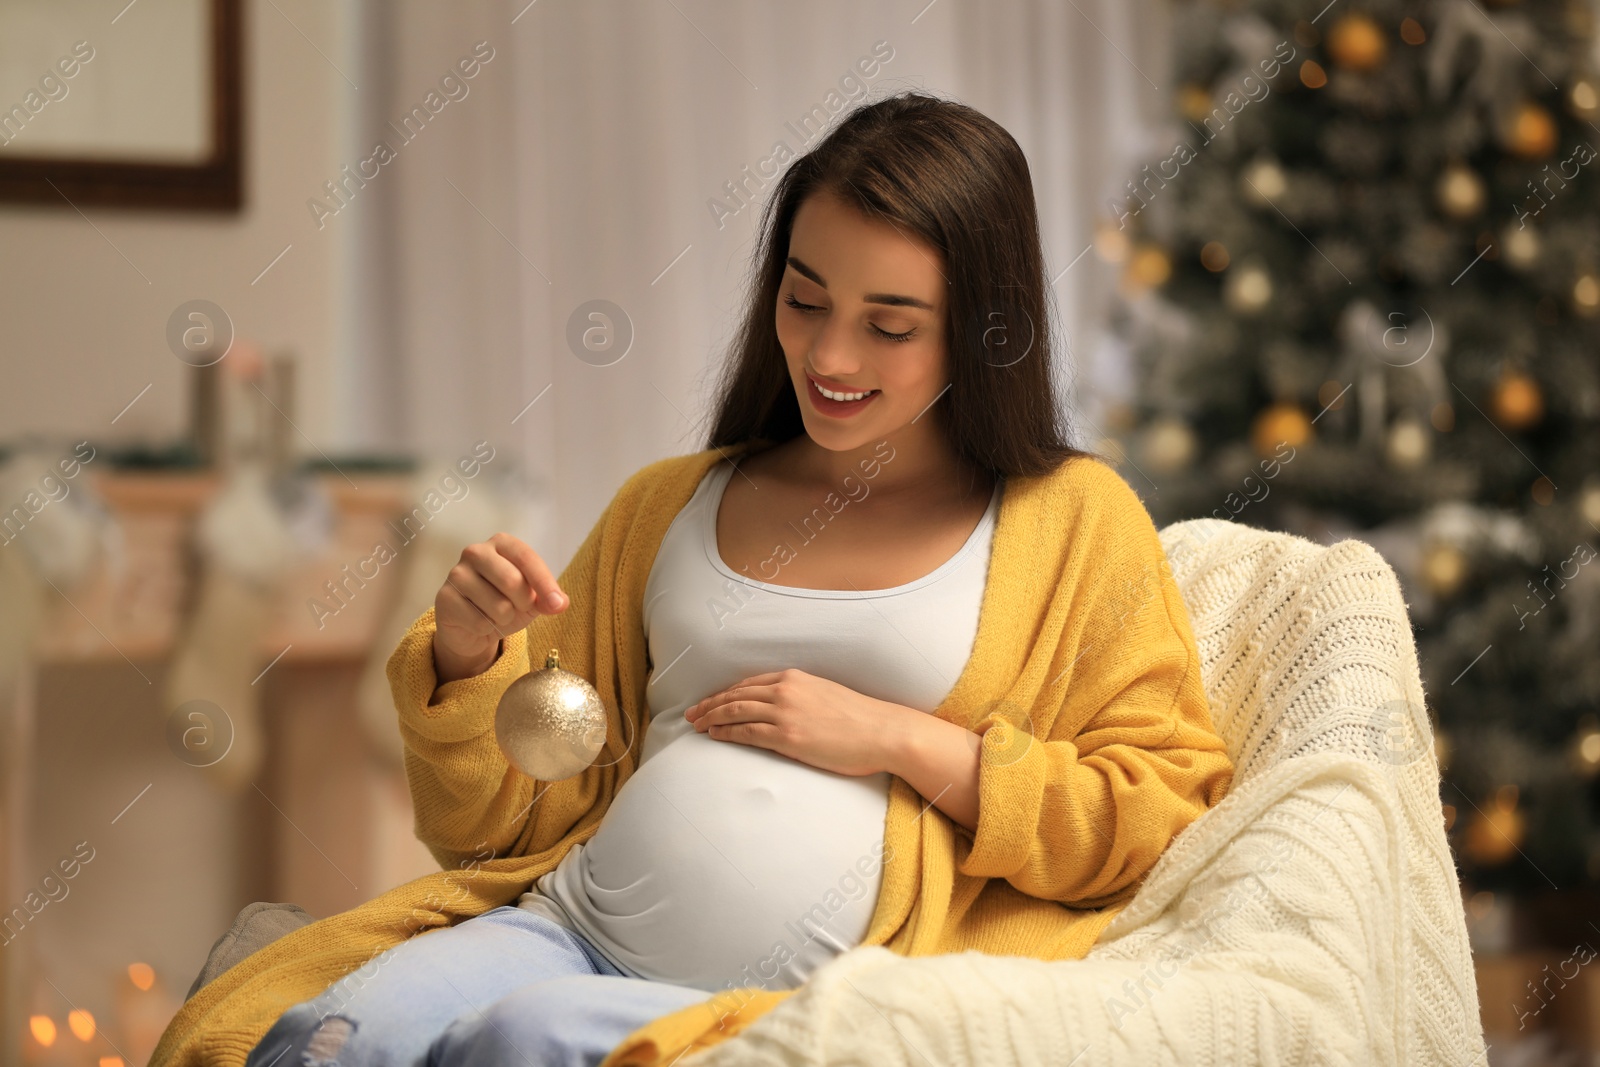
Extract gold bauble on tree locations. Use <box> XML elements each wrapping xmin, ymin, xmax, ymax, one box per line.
<box><xmin>1501</xmin><ymin>224</ymin><xmax>1541</xmax><ymax>270</ymax></box>
<box><xmin>1177</xmin><ymin>84</ymin><xmax>1213</xmax><ymax>123</ymax></box>
<box><xmin>1462</xmin><ymin>785</ymin><xmax>1525</xmax><ymax>867</ymax></box>
<box><xmin>1490</xmin><ymin>369</ymin><xmax>1544</xmax><ymax>431</ymax></box>
<box><xmin>1421</xmin><ymin>541</ymin><xmax>1468</xmax><ymax>598</ymax></box>
<box><xmin>1251</xmin><ymin>402</ymin><xmax>1312</xmax><ymax>457</ymax></box>
<box><xmin>495</xmin><ymin>648</ymin><xmax>609</xmax><ymax>781</ymax></box>
<box><xmin>1581</xmin><ymin>478</ymin><xmax>1600</xmax><ymax>527</ymax></box>
<box><xmin>1503</xmin><ymin>102</ymin><xmax>1558</xmax><ymax>159</ymax></box>
<box><xmin>1436</xmin><ymin>163</ymin><xmax>1486</xmax><ymax>219</ymax></box>
<box><xmin>1224</xmin><ymin>263</ymin><xmax>1273</xmax><ymax>314</ymax></box>
<box><xmin>1139</xmin><ymin>415</ymin><xmax>1198</xmax><ymax>474</ymax></box>
<box><xmin>1576</xmin><ymin>274</ymin><xmax>1600</xmax><ymax>315</ymax></box>
<box><xmin>1123</xmin><ymin>244</ymin><xmax>1172</xmax><ymax>292</ymax></box>
<box><xmin>1571</xmin><ymin>80</ymin><xmax>1599</xmax><ymax>121</ymax></box>
<box><xmin>1327</xmin><ymin>13</ymin><xmax>1387</xmax><ymax>70</ymax></box>
<box><xmin>1241</xmin><ymin>156</ymin><xmax>1288</xmax><ymax>205</ymax></box>
<box><xmin>1385</xmin><ymin>415</ymin><xmax>1431</xmax><ymax>469</ymax></box>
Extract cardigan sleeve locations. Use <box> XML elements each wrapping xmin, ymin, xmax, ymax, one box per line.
<box><xmin>386</xmin><ymin>498</ymin><xmax>615</xmax><ymax>872</ymax></box>
<box><xmin>954</xmin><ymin>476</ymin><xmax>1235</xmax><ymax>909</ymax></box>
<box><xmin>385</xmin><ymin>607</ymin><xmax>531</xmax><ymax>870</ymax></box>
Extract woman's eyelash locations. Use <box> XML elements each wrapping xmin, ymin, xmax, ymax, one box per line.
<box><xmin>782</xmin><ymin>292</ymin><xmax>916</xmax><ymax>343</ymax></box>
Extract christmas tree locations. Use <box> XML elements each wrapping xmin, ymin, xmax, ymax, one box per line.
<box><xmin>1107</xmin><ymin>0</ymin><xmax>1600</xmax><ymax>895</ymax></box>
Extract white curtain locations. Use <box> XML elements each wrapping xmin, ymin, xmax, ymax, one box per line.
<box><xmin>335</xmin><ymin>0</ymin><xmax>1171</xmax><ymax>567</ymax></box>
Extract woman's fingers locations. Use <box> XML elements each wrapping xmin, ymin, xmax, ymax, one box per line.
<box><xmin>443</xmin><ymin>561</ymin><xmax>521</xmax><ymax>636</ymax></box>
<box><xmin>490</xmin><ymin>532</ymin><xmax>567</xmax><ymax>615</ymax></box>
<box><xmin>693</xmin><ymin>698</ymin><xmax>779</xmax><ymax>732</ymax></box>
<box><xmin>461</xmin><ymin>540</ymin><xmax>537</xmax><ymax>620</ymax></box>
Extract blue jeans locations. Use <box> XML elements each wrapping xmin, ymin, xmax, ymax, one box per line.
<box><xmin>244</xmin><ymin>906</ymin><xmax>715</xmax><ymax>1067</ymax></box>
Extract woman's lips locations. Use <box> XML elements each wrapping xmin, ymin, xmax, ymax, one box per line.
<box><xmin>806</xmin><ymin>374</ymin><xmax>880</xmax><ymax>418</ymax></box>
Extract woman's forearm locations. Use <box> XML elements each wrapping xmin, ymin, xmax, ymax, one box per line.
<box><xmin>881</xmin><ymin>705</ymin><xmax>984</xmax><ymax>832</ymax></box>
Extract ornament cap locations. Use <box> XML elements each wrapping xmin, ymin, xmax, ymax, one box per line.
<box><xmin>545</xmin><ymin>648</ymin><xmax>561</xmax><ymax>670</ymax></box>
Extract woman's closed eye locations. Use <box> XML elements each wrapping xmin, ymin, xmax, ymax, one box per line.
<box><xmin>782</xmin><ymin>292</ymin><xmax>917</xmax><ymax>343</ymax></box>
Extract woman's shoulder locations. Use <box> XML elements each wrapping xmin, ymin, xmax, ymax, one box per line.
<box><xmin>610</xmin><ymin>442</ymin><xmax>757</xmax><ymax>514</ymax></box>
<box><xmin>1016</xmin><ymin>450</ymin><xmax>1151</xmax><ymax>522</ymax></box>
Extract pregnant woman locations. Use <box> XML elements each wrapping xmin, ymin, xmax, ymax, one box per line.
<box><xmin>214</xmin><ymin>91</ymin><xmax>1235</xmax><ymax>1067</ymax></box>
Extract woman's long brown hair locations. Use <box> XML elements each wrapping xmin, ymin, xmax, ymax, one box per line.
<box><xmin>705</xmin><ymin>90</ymin><xmax>1094</xmax><ymax>479</ymax></box>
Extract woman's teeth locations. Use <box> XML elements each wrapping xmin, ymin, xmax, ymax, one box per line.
<box><xmin>816</xmin><ymin>383</ymin><xmax>877</xmax><ymax>401</ymax></box>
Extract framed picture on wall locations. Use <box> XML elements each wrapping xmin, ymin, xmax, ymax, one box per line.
<box><xmin>0</xmin><ymin>0</ymin><xmax>242</xmax><ymax>210</ymax></box>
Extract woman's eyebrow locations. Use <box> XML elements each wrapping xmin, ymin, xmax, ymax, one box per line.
<box><xmin>786</xmin><ymin>256</ymin><xmax>935</xmax><ymax>311</ymax></box>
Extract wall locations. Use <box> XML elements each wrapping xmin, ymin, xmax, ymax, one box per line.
<box><xmin>0</xmin><ymin>0</ymin><xmax>344</xmax><ymax>455</ymax></box>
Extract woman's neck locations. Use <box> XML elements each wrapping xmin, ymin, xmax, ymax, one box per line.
<box><xmin>772</xmin><ymin>426</ymin><xmax>993</xmax><ymax>503</ymax></box>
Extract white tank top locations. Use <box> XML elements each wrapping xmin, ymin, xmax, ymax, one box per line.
<box><xmin>517</xmin><ymin>456</ymin><xmax>1000</xmax><ymax>993</ymax></box>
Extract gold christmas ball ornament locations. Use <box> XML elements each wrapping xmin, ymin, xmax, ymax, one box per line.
<box><xmin>1224</xmin><ymin>263</ymin><xmax>1273</xmax><ymax>315</ymax></box>
<box><xmin>1139</xmin><ymin>415</ymin><xmax>1198</xmax><ymax>474</ymax></box>
<box><xmin>1462</xmin><ymin>784</ymin><xmax>1525</xmax><ymax>867</ymax></box>
<box><xmin>1503</xmin><ymin>102</ymin><xmax>1558</xmax><ymax>160</ymax></box>
<box><xmin>1327</xmin><ymin>13</ymin><xmax>1387</xmax><ymax>70</ymax></box>
<box><xmin>1436</xmin><ymin>163</ymin><xmax>1486</xmax><ymax>219</ymax></box>
<box><xmin>1489</xmin><ymin>369</ymin><xmax>1544</xmax><ymax>431</ymax></box>
<box><xmin>1385</xmin><ymin>415</ymin><xmax>1431</xmax><ymax>469</ymax></box>
<box><xmin>1251</xmin><ymin>402</ymin><xmax>1312</xmax><ymax>457</ymax></box>
<box><xmin>495</xmin><ymin>648</ymin><xmax>609</xmax><ymax>781</ymax></box>
<box><xmin>1421</xmin><ymin>541</ymin><xmax>1468</xmax><ymax>598</ymax></box>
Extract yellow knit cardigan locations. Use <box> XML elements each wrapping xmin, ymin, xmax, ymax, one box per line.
<box><xmin>151</xmin><ymin>439</ymin><xmax>1234</xmax><ymax>1067</ymax></box>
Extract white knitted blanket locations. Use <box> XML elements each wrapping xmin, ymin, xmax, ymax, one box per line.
<box><xmin>681</xmin><ymin>518</ymin><xmax>1488</xmax><ymax>1066</ymax></box>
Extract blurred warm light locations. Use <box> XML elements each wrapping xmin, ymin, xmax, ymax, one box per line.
<box><xmin>1125</xmin><ymin>244</ymin><xmax>1172</xmax><ymax>289</ymax></box>
<box><xmin>1241</xmin><ymin>157</ymin><xmax>1288</xmax><ymax>204</ymax></box>
<box><xmin>1200</xmin><ymin>241</ymin><xmax>1230</xmax><ymax>271</ymax></box>
<box><xmin>1430</xmin><ymin>401</ymin><xmax>1455</xmax><ymax>432</ymax></box>
<box><xmin>1467</xmin><ymin>889</ymin><xmax>1494</xmax><ymax>919</ymax></box>
<box><xmin>1505</xmin><ymin>102</ymin><xmax>1557</xmax><ymax>159</ymax></box>
<box><xmin>1572</xmin><ymin>80</ymin><xmax>1598</xmax><ymax>119</ymax></box>
<box><xmin>1442</xmin><ymin>803</ymin><xmax>1456</xmax><ymax>831</ymax></box>
<box><xmin>1318</xmin><ymin>380</ymin><xmax>1347</xmax><ymax>409</ymax></box>
<box><xmin>1501</xmin><ymin>225</ymin><xmax>1539</xmax><ymax>270</ymax></box>
<box><xmin>1176</xmin><ymin>84</ymin><xmax>1212</xmax><ymax>123</ymax></box>
<box><xmin>1574</xmin><ymin>274</ymin><xmax>1599</xmax><ymax>313</ymax></box>
<box><xmin>1224</xmin><ymin>264</ymin><xmax>1272</xmax><ymax>314</ymax></box>
<box><xmin>128</xmin><ymin>962</ymin><xmax>156</xmax><ymax>991</ymax></box>
<box><xmin>1094</xmin><ymin>225</ymin><xmax>1130</xmax><ymax>264</ymax></box>
<box><xmin>1399</xmin><ymin>17</ymin><xmax>1426</xmax><ymax>45</ymax></box>
<box><xmin>1531</xmin><ymin>477</ymin><xmax>1555</xmax><ymax>506</ymax></box>
<box><xmin>68</xmin><ymin>1008</ymin><xmax>96</xmax><ymax>1040</ymax></box>
<box><xmin>29</xmin><ymin>1014</ymin><xmax>57</xmax><ymax>1046</ymax></box>
<box><xmin>1326</xmin><ymin>13</ymin><xmax>1386</xmax><ymax>70</ymax></box>
<box><xmin>1300</xmin><ymin>60</ymin><xmax>1327</xmax><ymax>89</ymax></box>
<box><xmin>101</xmin><ymin>1058</ymin><xmax>127</xmax><ymax>1067</ymax></box>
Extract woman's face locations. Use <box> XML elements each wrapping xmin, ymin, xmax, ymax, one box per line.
<box><xmin>775</xmin><ymin>189</ymin><xmax>947</xmax><ymax>454</ymax></box>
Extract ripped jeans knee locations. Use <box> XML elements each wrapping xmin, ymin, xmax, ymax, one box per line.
<box><xmin>244</xmin><ymin>1004</ymin><xmax>358</xmax><ymax>1067</ymax></box>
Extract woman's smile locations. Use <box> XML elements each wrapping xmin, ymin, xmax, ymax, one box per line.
<box><xmin>805</xmin><ymin>371</ymin><xmax>881</xmax><ymax>417</ymax></box>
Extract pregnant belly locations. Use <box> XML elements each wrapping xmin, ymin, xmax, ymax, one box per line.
<box><xmin>540</xmin><ymin>725</ymin><xmax>892</xmax><ymax>992</ymax></box>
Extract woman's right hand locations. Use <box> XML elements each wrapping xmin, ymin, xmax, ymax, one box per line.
<box><xmin>432</xmin><ymin>532</ymin><xmax>568</xmax><ymax>684</ymax></box>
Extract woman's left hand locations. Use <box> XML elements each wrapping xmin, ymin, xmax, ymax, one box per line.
<box><xmin>685</xmin><ymin>669</ymin><xmax>914</xmax><ymax>777</ymax></box>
